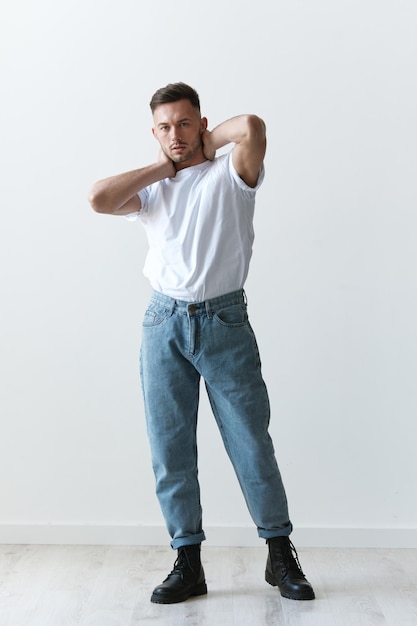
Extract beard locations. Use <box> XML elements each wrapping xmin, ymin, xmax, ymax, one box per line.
<box><xmin>167</xmin><ymin>137</ymin><xmax>203</xmax><ymax>164</ymax></box>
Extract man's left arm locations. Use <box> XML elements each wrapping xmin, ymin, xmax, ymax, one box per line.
<box><xmin>202</xmin><ymin>115</ymin><xmax>266</xmax><ymax>188</ymax></box>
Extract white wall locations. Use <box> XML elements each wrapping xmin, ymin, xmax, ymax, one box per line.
<box><xmin>1</xmin><ymin>0</ymin><xmax>416</xmax><ymax>548</ymax></box>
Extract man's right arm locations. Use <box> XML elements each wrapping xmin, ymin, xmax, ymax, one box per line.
<box><xmin>88</xmin><ymin>155</ymin><xmax>175</xmax><ymax>215</ymax></box>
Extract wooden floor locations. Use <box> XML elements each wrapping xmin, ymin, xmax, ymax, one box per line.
<box><xmin>0</xmin><ymin>545</ymin><xmax>416</xmax><ymax>625</ymax></box>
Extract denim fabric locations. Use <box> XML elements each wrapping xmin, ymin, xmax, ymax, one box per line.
<box><xmin>140</xmin><ymin>289</ymin><xmax>292</xmax><ymax>549</ymax></box>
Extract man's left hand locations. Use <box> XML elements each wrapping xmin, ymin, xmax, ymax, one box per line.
<box><xmin>202</xmin><ymin>129</ymin><xmax>216</xmax><ymax>161</ymax></box>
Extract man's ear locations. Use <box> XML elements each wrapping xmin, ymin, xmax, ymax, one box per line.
<box><xmin>200</xmin><ymin>117</ymin><xmax>208</xmax><ymax>133</ymax></box>
<box><xmin>152</xmin><ymin>127</ymin><xmax>156</xmax><ymax>138</ymax></box>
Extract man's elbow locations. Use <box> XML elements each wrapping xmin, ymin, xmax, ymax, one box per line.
<box><xmin>88</xmin><ymin>185</ymin><xmax>110</xmax><ymax>214</ymax></box>
<box><xmin>246</xmin><ymin>115</ymin><xmax>266</xmax><ymax>141</ymax></box>
<box><xmin>239</xmin><ymin>115</ymin><xmax>266</xmax><ymax>148</ymax></box>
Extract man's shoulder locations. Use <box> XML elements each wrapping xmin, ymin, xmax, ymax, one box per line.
<box><xmin>213</xmin><ymin>151</ymin><xmax>231</xmax><ymax>167</ymax></box>
<box><xmin>203</xmin><ymin>151</ymin><xmax>231</xmax><ymax>178</ymax></box>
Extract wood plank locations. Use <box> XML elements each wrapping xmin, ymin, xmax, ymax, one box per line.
<box><xmin>0</xmin><ymin>545</ymin><xmax>415</xmax><ymax>625</ymax></box>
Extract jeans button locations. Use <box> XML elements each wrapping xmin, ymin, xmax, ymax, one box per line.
<box><xmin>188</xmin><ymin>305</ymin><xmax>197</xmax><ymax>314</ymax></box>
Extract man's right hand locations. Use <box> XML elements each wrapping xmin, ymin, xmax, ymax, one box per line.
<box><xmin>158</xmin><ymin>149</ymin><xmax>176</xmax><ymax>178</ymax></box>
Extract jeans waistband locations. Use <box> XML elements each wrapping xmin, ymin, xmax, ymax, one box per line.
<box><xmin>150</xmin><ymin>289</ymin><xmax>247</xmax><ymax>317</ymax></box>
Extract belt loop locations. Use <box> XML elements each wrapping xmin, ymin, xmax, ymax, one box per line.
<box><xmin>242</xmin><ymin>289</ymin><xmax>248</xmax><ymax>305</ymax></box>
<box><xmin>205</xmin><ymin>298</ymin><xmax>212</xmax><ymax>319</ymax></box>
<box><xmin>169</xmin><ymin>298</ymin><xmax>176</xmax><ymax>316</ymax></box>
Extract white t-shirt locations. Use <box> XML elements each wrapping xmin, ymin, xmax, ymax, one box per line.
<box><xmin>127</xmin><ymin>151</ymin><xmax>264</xmax><ymax>302</ymax></box>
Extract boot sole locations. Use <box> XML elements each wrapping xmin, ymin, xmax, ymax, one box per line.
<box><xmin>265</xmin><ymin>569</ymin><xmax>315</xmax><ymax>601</ymax></box>
<box><xmin>151</xmin><ymin>581</ymin><xmax>208</xmax><ymax>604</ymax></box>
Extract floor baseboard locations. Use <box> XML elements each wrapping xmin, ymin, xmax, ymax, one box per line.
<box><xmin>0</xmin><ymin>524</ymin><xmax>416</xmax><ymax>548</ymax></box>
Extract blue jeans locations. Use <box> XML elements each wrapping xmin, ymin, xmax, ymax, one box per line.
<box><xmin>140</xmin><ymin>289</ymin><xmax>292</xmax><ymax>549</ymax></box>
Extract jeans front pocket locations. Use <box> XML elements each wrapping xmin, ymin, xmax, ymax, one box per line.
<box><xmin>142</xmin><ymin>302</ymin><xmax>171</xmax><ymax>327</ymax></box>
<box><xmin>213</xmin><ymin>303</ymin><xmax>248</xmax><ymax>328</ymax></box>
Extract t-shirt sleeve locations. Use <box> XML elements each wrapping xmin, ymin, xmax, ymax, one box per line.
<box><xmin>227</xmin><ymin>151</ymin><xmax>265</xmax><ymax>192</ymax></box>
<box><xmin>124</xmin><ymin>188</ymin><xmax>149</xmax><ymax>222</ymax></box>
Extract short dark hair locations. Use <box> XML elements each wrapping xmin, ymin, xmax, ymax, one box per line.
<box><xmin>150</xmin><ymin>82</ymin><xmax>201</xmax><ymax>113</ymax></box>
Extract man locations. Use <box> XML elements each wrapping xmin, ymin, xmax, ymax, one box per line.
<box><xmin>89</xmin><ymin>82</ymin><xmax>315</xmax><ymax>604</ymax></box>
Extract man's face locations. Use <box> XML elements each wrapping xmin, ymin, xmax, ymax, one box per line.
<box><xmin>152</xmin><ymin>99</ymin><xmax>207</xmax><ymax>169</ymax></box>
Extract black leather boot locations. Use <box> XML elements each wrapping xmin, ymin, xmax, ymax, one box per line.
<box><xmin>151</xmin><ymin>544</ymin><xmax>207</xmax><ymax>604</ymax></box>
<box><xmin>265</xmin><ymin>537</ymin><xmax>315</xmax><ymax>600</ymax></box>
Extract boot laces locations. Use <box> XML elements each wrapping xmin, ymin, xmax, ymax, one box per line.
<box><xmin>274</xmin><ymin>538</ymin><xmax>306</xmax><ymax>578</ymax></box>
<box><xmin>167</xmin><ymin>547</ymin><xmax>196</xmax><ymax>581</ymax></box>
